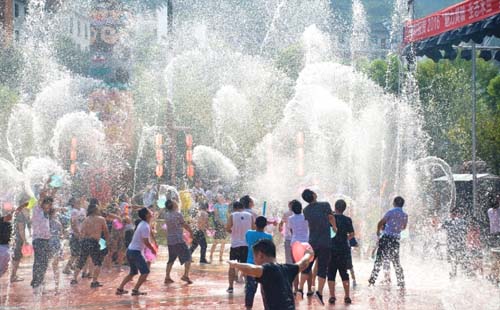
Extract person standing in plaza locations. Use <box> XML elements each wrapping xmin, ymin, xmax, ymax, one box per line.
<box><xmin>210</xmin><ymin>193</ymin><xmax>228</xmax><ymax>263</ymax></box>
<box><xmin>226</xmin><ymin>201</ymin><xmax>254</xmax><ymax>294</ymax></box>
<box><xmin>116</xmin><ymin>208</ymin><xmax>157</xmax><ymax>296</ymax></box>
<box><xmin>241</xmin><ymin>195</ymin><xmax>258</xmax><ymax>224</ymax></box>
<box><xmin>190</xmin><ymin>202</ymin><xmax>210</xmax><ymax>264</ymax></box>
<box><xmin>10</xmin><ymin>195</ymin><xmax>30</xmax><ymax>283</ymax></box>
<box><xmin>31</xmin><ymin>196</ymin><xmax>54</xmax><ymax>293</ymax></box>
<box><xmin>301</xmin><ymin>189</ymin><xmax>337</xmax><ymax>305</ymax></box>
<box><xmin>327</xmin><ymin>199</ymin><xmax>354</xmax><ymax>305</ymax></box>
<box><xmin>244</xmin><ymin>216</ymin><xmax>272</xmax><ymax>309</ymax></box>
<box><xmin>442</xmin><ymin>209</ymin><xmax>467</xmax><ymax>278</ymax></box>
<box><xmin>368</xmin><ymin>196</ymin><xmax>408</xmax><ymax>289</ymax></box>
<box><xmin>287</xmin><ymin>200</ymin><xmax>311</xmax><ymax>296</ymax></box>
<box><xmin>279</xmin><ymin>202</ymin><xmax>294</xmax><ymax>267</ymax></box>
<box><xmin>71</xmin><ymin>204</ymin><xmax>110</xmax><ymax>288</ymax></box>
<box><xmin>164</xmin><ymin>199</ymin><xmax>194</xmax><ymax>284</ymax></box>
<box><xmin>0</xmin><ymin>212</ymin><xmax>13</xmax><ymax>277</ymax></box>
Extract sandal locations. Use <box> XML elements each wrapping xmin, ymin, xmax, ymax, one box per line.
<box><xmin>344</xmin><ymin>297</ymin><xmax>352</xmax><ymax>304</ymax></box>
<box><xmin>295</xmin><ymin>289</ymin><xmax>304</xmax><ymax>298</ymax></box>
<box><xmin>10</xmin><ymin>276</ymin><xmax>24</xmax><ymax>283</ymax></box>
<box><xmin>131</xmin><ymin>289</ymin><xmax>147</xmax><ymax>296</ymax></box>
<box><xmin>116</xmin><ymin>288</ymin><xmax>129</xmax><ymax>295</ymax></box>
<box><xmin>181</xmin><ymin>276</ymin><xmax>193</xmax><ymax>284</ymax></box>
<box><xmin>164</xmin><ymin>278</ymin><xmax>174</xmax><ymax>284</ymax></box>
<box><xmin>90</xmin><ymin>281</ymin><xmax>103</xmax><ymax>288</ymax></box>
<box><xmin>306</xmin><ymin>291</ymin><xmax>314</xmax><ymax>297</ymax></box>
<box><xmin>329</xmin><ymin>297</ymin><xmax>336</xmax><ymax>304</ymax></box>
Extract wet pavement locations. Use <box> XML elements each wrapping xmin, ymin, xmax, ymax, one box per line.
<box><xmin>0</xmin><ymin>247</ymin><xmax>499</xmax><ymax>310</ymax></box>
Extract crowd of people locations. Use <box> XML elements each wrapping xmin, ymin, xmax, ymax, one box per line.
<box><xmin>0</xmin><ymin>175</ymin><xmax>498</xmax><ymax>309</ymax></box>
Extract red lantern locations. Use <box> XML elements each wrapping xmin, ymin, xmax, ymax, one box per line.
<box><xmin>297</xmin><ymin>148</ymin><xmax>304</xmax><ymax>160</ymax></box>
<box><xmin>156</xmin><ymin>164</ymin><xmax>164</xmax><ymax>178</ymax></box>
<box><xmin>296</xmin><ymin>132</ymin><xmax>304</xmax><ymax>146</ymax></box>
<box><xmin>70</xmin><ymin>163</ymin><xmax>77</xmax><ymax>176</ymax></box>
<box><xmin>70</xmin><ymin>150</ymin><xmax>77</xmax><ymax>161</ymax></box>
<box><xmin>155</xmin><ymin>134</ymin><xmax>163</xmax><ymax>148</ymax></box>
<box><xmin>186</xmin><ymin>149</ymin><xmax>193</xmax><ymax>162</ymax></box>
<box><xmin>156</xmin><ymin>149</ymin><xmax>164</xmax><ymax>162</ymax></box>
<box><xmin>297</xmin><ymin>162</ymin><xmax>304</xmax><ymax>177</ymax></box>
<box><xmin>71</xmin><ymin>137</ymin><xmax>78</xmax><ymax>149</ymax></box>
<box><xmin>185</xmin><ymin>134</ymin><xmax>193</xmax><ymax>148</ymax></box>
<box><xmin>187</xmin><ymin>164</ymin><xmax>195</xmax><ymax>178</ymax></box>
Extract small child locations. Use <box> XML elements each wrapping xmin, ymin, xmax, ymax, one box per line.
<box><xmin>244</xmin><ymin>216</ymin><xmax>272</xmax><ymax>309</ymax></box>
<box><xmin>229</xmin><ymin>239</ymin><xmax>313</xmax><ymax>310</ymax></box>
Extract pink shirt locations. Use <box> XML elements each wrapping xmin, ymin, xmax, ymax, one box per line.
<box><xmin>32</xmin><ymin>205</ymin><xmax>51</xmax><ymax>240</ymax></box>
<box><xmin>488</xmin><ymin>208</ymin><xmax>500</xmax><ymax>234</ymax></box>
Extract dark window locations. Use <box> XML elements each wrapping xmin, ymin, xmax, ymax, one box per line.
<box><xmin>77</xmin><ymin>20</ymin><xmax>81</xmax><ymax>37</ymax></box>
<box><xmin>14</xmin><ymin>4</ymin><xmax>19</xmax><ymax>18</ymax></box>
<box><xmin>84</xmin><ymin>24</ymin><xmax>88</xmax><ymax>39</ymax></box>
<box><xmin>69</xmin><ymin>17</ymin><xmax>73</xmax><ymax>34</ymax></box>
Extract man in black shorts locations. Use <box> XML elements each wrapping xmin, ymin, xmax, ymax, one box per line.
<box><xmin>226</xmin><ymin>201</ymin><xmax>253</xmax><ymax>294</ymax></box>
<box><xmin>229</xmin><ymin>239</ymin><xmax>313</xmax><ymax>310</ymax></box>
<box><xmin>327</xmin><ymin>199</ymin><xmax>354</xmax><ymax>305</ymax></box>
<box><xmin>71</xmin><ymin>204</ymin><xmax>109</xmax><ymax>288</ymax></box>
<box><xmin>302</xmin><ymin>189</ymin><xmax>337</xmax><ymax>304</ymax></box>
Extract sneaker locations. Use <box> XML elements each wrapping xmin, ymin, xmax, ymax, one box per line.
<box><xmin>226</xmin><ymin>287</ymin><xmax>234</xmax><ymax>294</ymax></box>
<box><xmin>181</xmin><ymin>276</ymin><xmax>193</xmax><ymax>284</ymax></box>
<box><xmin>328</xmin><ymin>297</ymin><xmax>336</xmax><ymax>304</ymax></box>
<box><xmin>314</xmin><ymin>291</ymin><xmax>324</xmax><ymax>305</ymax></box>
<box><xmin>344</xmin><ymin>297</ymin><xmax>352</xmax><ymax>304</ymax></box>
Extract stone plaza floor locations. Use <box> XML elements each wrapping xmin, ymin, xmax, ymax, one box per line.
<box><xmin>0</xmin><ymin>248</ymin><xmax>498</xmax><ymax>310</ymax></box>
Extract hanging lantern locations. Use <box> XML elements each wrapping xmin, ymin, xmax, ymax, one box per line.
<box><xmin>296</xmin><ymin>132</ymin><xmax>304</xmax><ymax>146</ymax></box>
<box><xmin>185</xmin><ymin>149</ymin><xmax>193</xmax><ymax>162</ymax></box>
<box><xmin>187</xmin><ymin>164</ymin><xmax>195</xmax><ymax>178</ymax></box>
<box><xmin>297</xmin><ymin>148</ymin><xmax>304</xmax><ymax>160</ymax></box>
<box><xmin>185</xmin><ymin>134</ymin><xmax>193</xmax><ymax>148</ymax></box>
<box><xmin>70</xmin><ymin>150</ymin><xmax>77</xmax><ymax>161</ymax></box>
<box><xmin>156</xmin><ymin>149</ymin><xmax>164</xmax><ymax>162</ymax></box>
<box><xmin>70</xmin><ymin>163</ymin><xmax>77</xmax><ymax>176</ymax></box>
<box><xmin>155</xmin><ymin>134</ymin><xmax>163</xmax><ymax>148</ymax></box>
<box><xmin>156</xmin><ymin>164</ymin><xmax>164</xmax><ymax>178</ymax></box>
<box><xmin>71</xmin><ymin>137</ymin><xmax>78</xmax><ymax>149</ymax></box>
<box><xmin>297</xmin><ymin>162</ymin><xmax>304</xmax><ymax>177</ymax></box>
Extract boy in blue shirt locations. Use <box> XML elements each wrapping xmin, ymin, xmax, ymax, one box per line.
<box><xmin>245</xmin><ymin>216</ymin><xmax>272</xmax><ymax>309</ymax></box>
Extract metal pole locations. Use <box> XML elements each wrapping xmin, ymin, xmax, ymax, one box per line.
<box><xmin>471</xmin><ymin>42</ymin><xmax>478</xmax><ymax>216</ymax></box>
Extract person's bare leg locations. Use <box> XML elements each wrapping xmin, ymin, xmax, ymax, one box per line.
<box><xmin>299</xmin><ymin>273</ymin><xmax>309</xmax><ymax>292</ymax></box>
<box><xmin>209</xmin><ymin>241</ymin><xmax>218</xmax><ymax>262</ymax></box>
<box><xmin>63</xmin><ymin>257</ymin><xmax>76</xmax><ymax>273</ymax></box>
<box><xmin>219</xmin><ymin>240</ymin><xmax>226</xmax><ymax>262</ymax></box>
<box><xmin>328</xmin><ymin>280</ymin><xmax>336</xmax><ymax>299</ymax></box>
<box><xmin>133</xmin><ymin>274</ymin><xmax>148</xmax><ymax>291</ymax></box>
<box><xmin>10</xmin><ymin>260</ymin><xmax>21</xmax><ymax>282</ymax></box>
<box><xmin>92</xmin><ymin>266</ymin><xmax>101</xmax><ymax>283</ymax></box>
<box><xmin>342</xmin><ymin>280</ymin><xmax>350</xmax><ymax>299</ymax></box>
<box><xmin>307</xmin><ymin>274</ymin><xmax>313</xmax><ymax>293</ymax></box>
<box><xmin>228</xmin><ymin>266</ymin><xmax>236</xmax><ymax>289</ymax></box>
<box><xmin>52</xmin><ymin>257</ymin><xmax>60</xmax><ymax>291</ymax></box>
<box><xmin>293</xmin><ymin>275</ymin><xmax>299</xmax><ymax>292</ymax></box>
<box><xmin>181</xmin><ymin>262</ymin><xmax>192</xmax><ymax>284</ymax></box>
<box><xmin>165</xmin><ymin>263</ymin><xmax>174</xmax><ymax>283</ymax></box>
<box><xmin>118</xmin><ymin>274</ymin><xmax>134</xmax><ymax>290</ymax></box>
<box><xmin>317</xmin><ymin>277</ymin><xmax>327</xmax><ymax>296</ymax></box>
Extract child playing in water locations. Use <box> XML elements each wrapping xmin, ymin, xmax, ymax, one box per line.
<box><xmin>229</xmin><ymin>239</ymin><xmax>313</xmax><ymax>310</ymax></box>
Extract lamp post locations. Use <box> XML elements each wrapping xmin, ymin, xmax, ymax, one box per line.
<box><xmin>471</xmin><ymin>42</ymin><xmax>478</xmax><ymax>215</ymax></box>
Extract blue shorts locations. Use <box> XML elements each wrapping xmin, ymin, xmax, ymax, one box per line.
<box><xmin>126</xmin><ymin>249</ymin><xmax>150</xmax><ymax>275</ymax></box>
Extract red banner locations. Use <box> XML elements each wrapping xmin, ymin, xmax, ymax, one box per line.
<box><xmin>404</xmin><ymin>0</ymin><xmax>500</xmax><ymax>44</ymax></box>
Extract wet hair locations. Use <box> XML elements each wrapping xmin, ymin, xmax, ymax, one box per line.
<box><xmin>138</xmin><ymin>207</ymin><xmax>149</xmax><ymax>221</ymax></box>
<box><xmin>87</xmin><ymin>204</ymin><xmax>98</xmax><ymax>216</ymax></box>
<box><xmin>89</xmin><ymin>198</ymin><xmax>99</xmax><ymax>206</ymax></box>
<box><xmin>301</xmin><ymin>189</ymin><xmax>315</xmax><ymax>203</ymax></box>
<box><xmin>240</xmin><ymin>195</ymin><xmax>252</xmax><ymax>209</ymax></box>
<box><xmin>67</xmin><ymin>197</ymin><xmax>76</xmax><ymax>207</ymax></box>
<box><xmin>165</xmin><ymin>199</ymin><xmax>175</xmax><ymax>210</ymax></box>
<box><xmin>291</xmin><ymin>200</ymin><xmax>302</xmax><ymax>214</ymax></box>
<box><xmin>335</xmin><ymin>199</ymin><xmax>347</xmax><ymax>213</ymax></box>
<box><xmin>252</xmin><ymin>239</ymin><xmax>276</xmax><ymax>258</ymax></box>
<box><xmin>118</xmin><ymin>194</ymin><xmax>128</xmax><ymax>203</ymax></box>
<box><xmin>394</xmin><ymin>196</ymin><xmax>405</xmax><ymax>208</ymax></box>
<box><xmin>256</xmin><ymin>216</ymin><xmax>267</xmax><ymax>229</ymax></box>
<box><xmin>42</xmin><ymin>197</ymin><xmax>54</xmax><ymax>205</ymax></box>
<box><xmin>134</xmin><ymin>218</ymin><xmax>142</xmax><ymax>231</ymax></box>
<box><xmin>233</xmin><ymin>201</ymin><xmax>244</xmax><ymax>210</ymax></box>
<box><xmin>199</xmin><ymin>202</ymin><xmax>208</xmax><ymax>211</ymax></box>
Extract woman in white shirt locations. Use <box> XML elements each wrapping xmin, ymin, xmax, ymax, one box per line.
<box><xmin>288</xmin><ymin>200</ymin><xmax>312</xmax><ymax>297</ymax></box>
